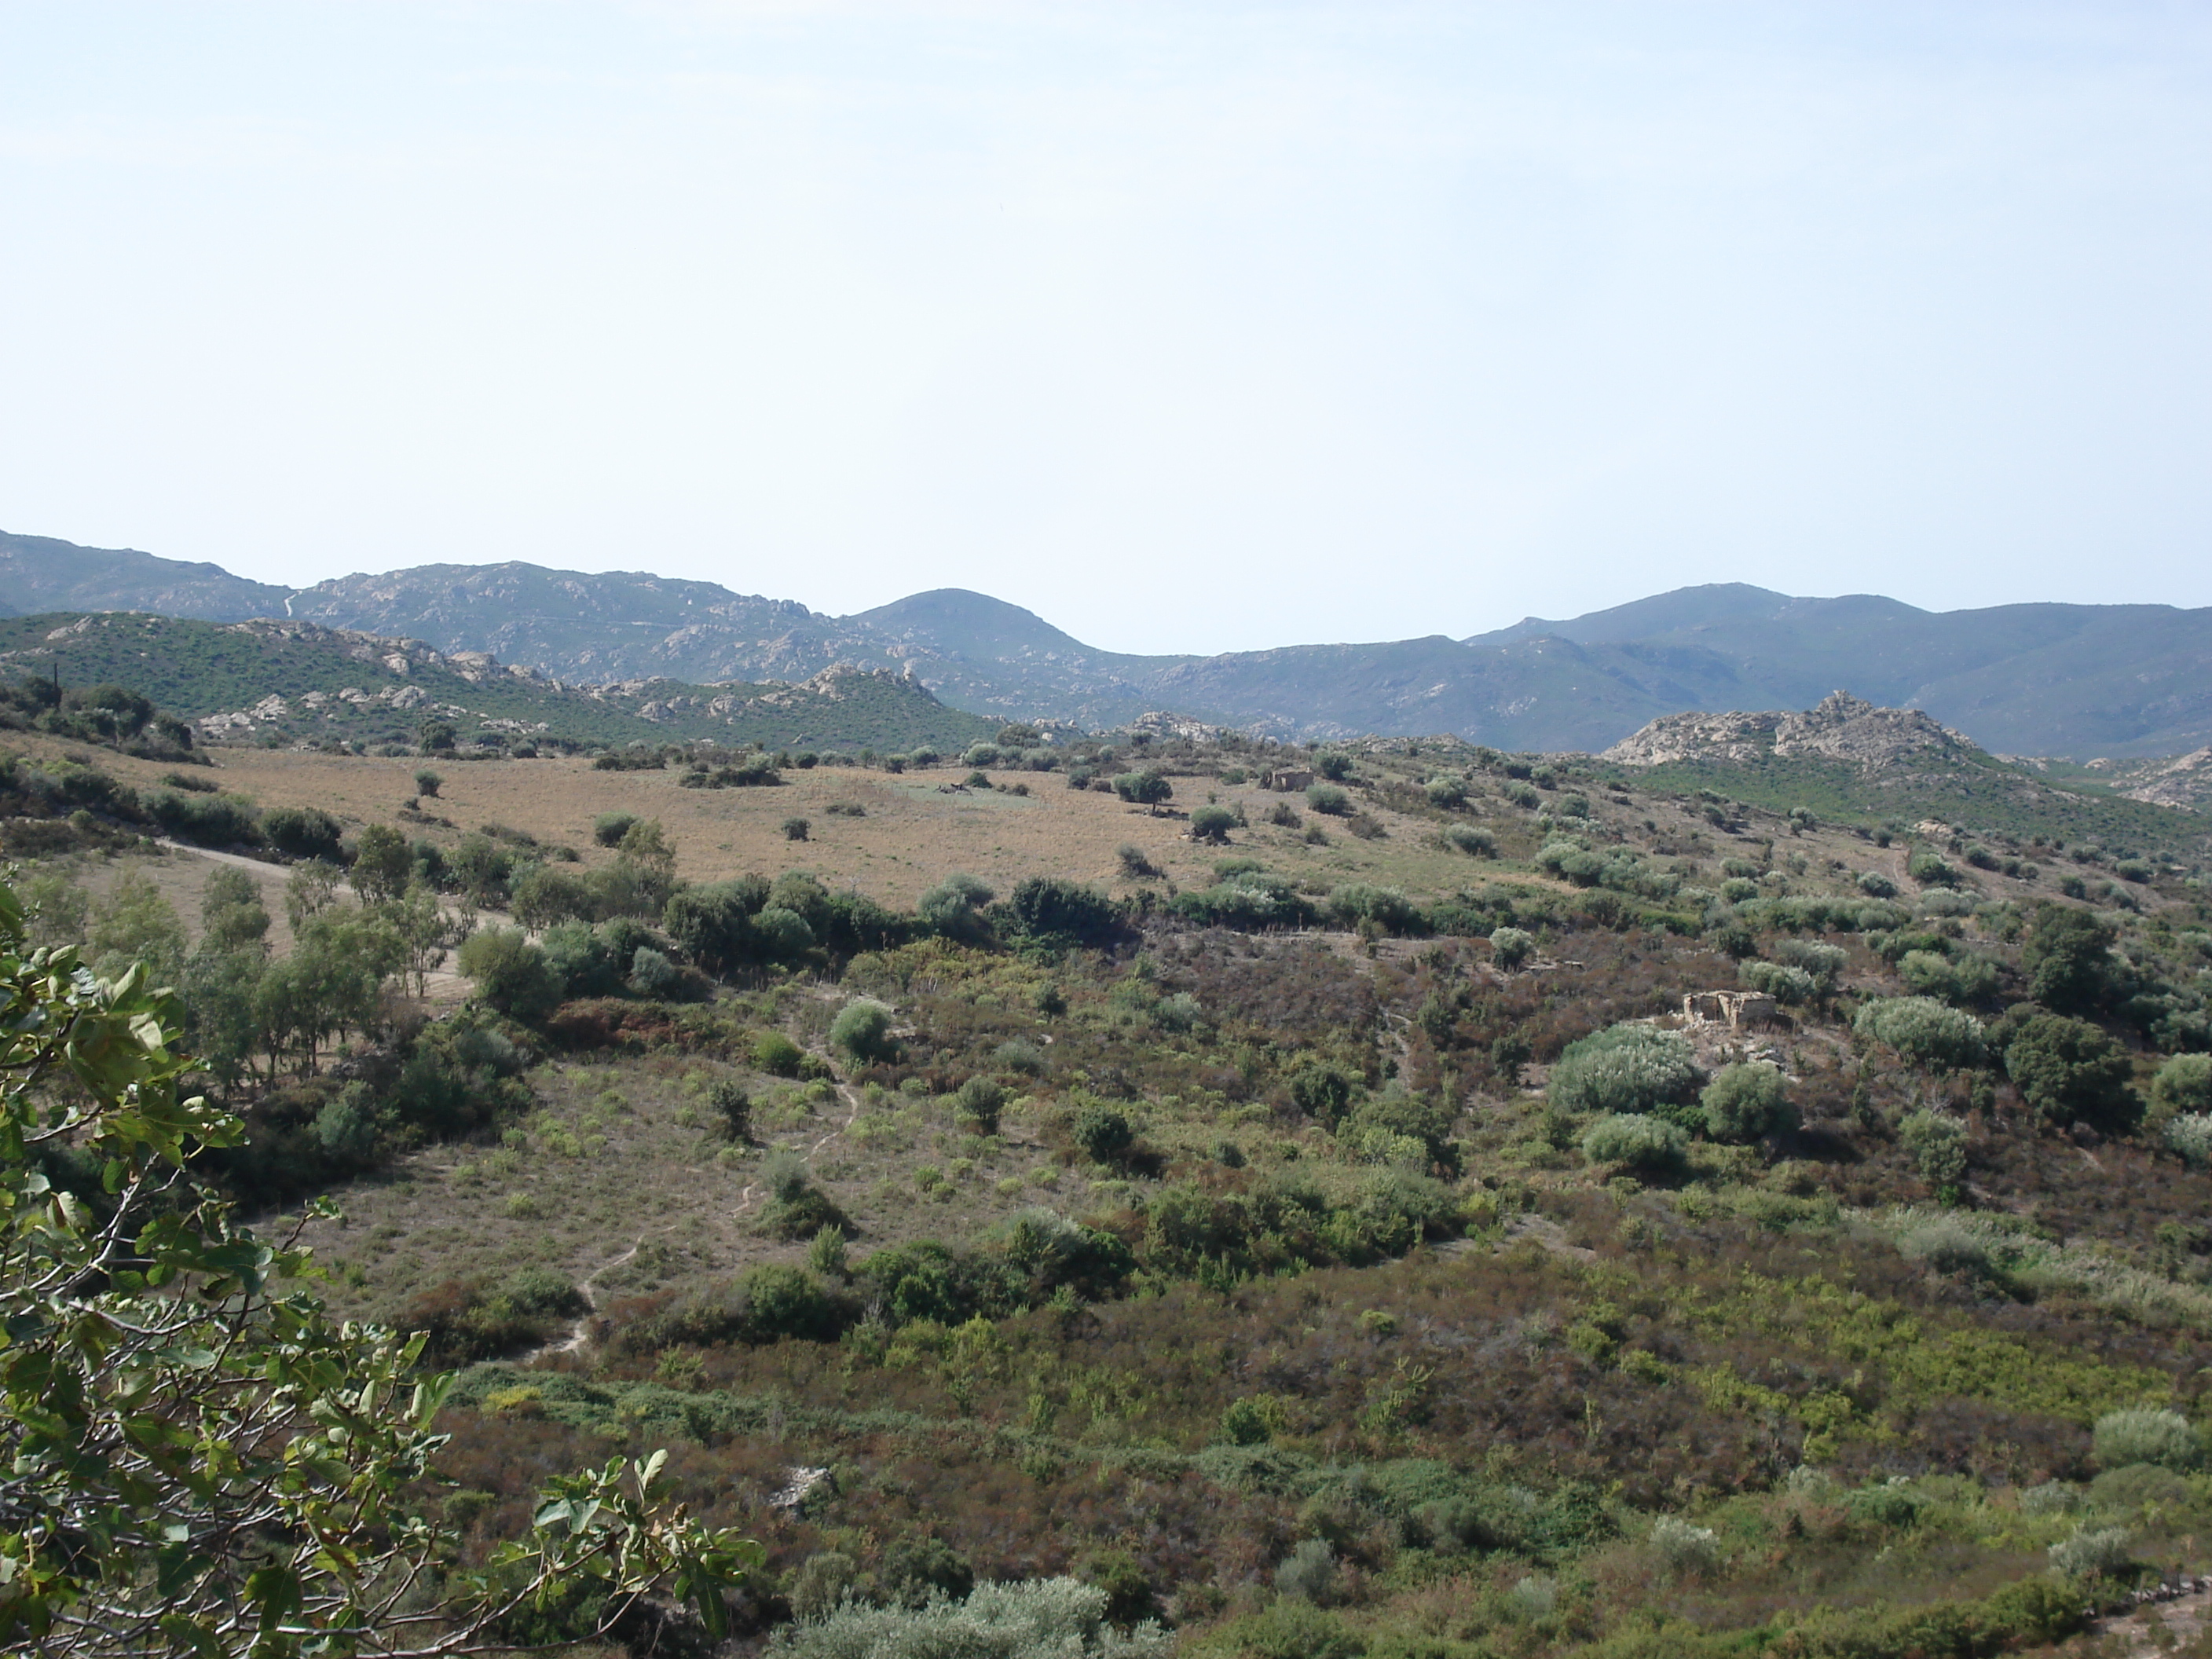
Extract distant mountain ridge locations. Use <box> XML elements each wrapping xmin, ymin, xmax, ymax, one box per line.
<box><xmin>8</xmin><ymin>529</ymin><xmax>2210</xmax><ymax>759</ymax></box>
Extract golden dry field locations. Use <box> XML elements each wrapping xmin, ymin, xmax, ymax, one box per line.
<box><xmin>22</xmin><ymin>735</ymin><xmax>1536</xmax><ymax>905</ymax></box>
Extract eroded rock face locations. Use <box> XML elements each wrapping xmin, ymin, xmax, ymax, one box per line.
<box><xmin>1603</xmin><ymin>691</ymin><xmax>1974</xmax><ymax>771</ymax></box>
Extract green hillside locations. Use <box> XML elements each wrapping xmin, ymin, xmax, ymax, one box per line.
<box><xmin>0</xmin><ymin>612</ymin><xmax>998</xmax><ymax>754</ymax></box>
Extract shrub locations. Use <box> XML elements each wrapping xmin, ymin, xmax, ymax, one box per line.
<box><xmin>1549</xmin><ymin>1024</ymin><xmax>1700</xmax><ymax>1118</ymax></box>
<box><xmin>1305</xmin><ymin>784</ymin><xmax>1351</xmax><ymax>817</ymax></box>
<box><xmin>262</xmin><ymin>806</ymin><xmax>344</xmax><ymax>862</ymax></box>
<box><xmin>1771</xmin><ymin>938</ymin><xmax>1848</xmax><ymax>989</ymax></box>
<box><xmin>1274</xmin><ymin>1540</ymin><xmax>1337</xmax><ymax>1604</ymax></box>
<box><xmin>2159</xmin><ymin>1110</ymin><xmax>2212</xmax><ymax>1174</ymax></box>
<box><xmin>414</xmin><ymin>768</ymin><xmax>442</xmax><ymax>798</ymax></box>
<box><xmin>1187</xmin><ymin>804</ymin><xmax>1237</xmax><ymax>844</ymax></box>
<box><xmin>710</xmin><ymin>1079</ymin><xmax>752</xmax><ymax>1142</ymax></box>
<box><xmin>1289</xmin><ymin>1062</ymin><xmax>1355</xmax><ymax>1124</ymax></box>
<box><xmin>830</xmin><ymin>998</ymin><xmax>896</xmax><ymax>1064</ymax></box>
<box><xmin>1425</xmin><ymin>776</ymin><xmax>1467</xmax><ymax>808</ymax></box>
<box><xmin>1327</xmin><ymin>884</ymin><xmax>1421</xmax><ymax>935</ymax></box>
<box><xmin>2152</xmin><ymin>1053</ymin><xmax>2212</xmax><ymax>1115</ymax></box>
<box><xmin>592</xmin><ymin>811</ymin><xmax>638</xmax><ymax>847</ymax></box>
<box><xmin>1701</xmin><ymin>1062</ymin><xmax>1794</xmax><ymax>1142</ymax></box>
<box><xmin>456</xmin><ymin>928</ymin><xmax>561</xmax><ymax>1022</ymax></box>
<box><xmin>782</xmin><ymin>817</ymin><xmax>810</xmax><ymax>841</ymax></box>
<box><xmin>2049</xmin><ymin>1525</ymin><xmax>2133</xmax><ymax>1578</ymax></box>
<box><xmin>144</xmin><ymin>789</ymin><xmax>261</xmax><ymax>848</ymax></box>
<box><xmin>1489</xmin><ymin>926</ymin><xmax>1534</xmax><ymax>970</ymax></box>
<box><xmin>1854</xmin><ymin>997</ymin><xmax>1987</xmax><ymax>1069</ymax></box>
<box><xmin>954</xmin><ymin>1075</ymin><xmax>1005</xmax><ymax>1134</ymax></box>
<box><xmin>1898</xmin><ymin>1216</ymin><xmax>1991</xmax><ymax>1277</ymax></box>
<box><xmin>1900</xmin><ymin>948</ymin><xmax>2001</xmax><ymax>1007</ymax></box>
<box><xmin>993</xmin><ymin>1038</ymin><xmax>1046</xmax><ymax>1075</ymax></box>
<box><xmin>2002</xmin><ymin>1013</ymin><xmax>2138</xmax><ymax>1130</ymax></box>
<box><xmin>753</xmin><ymin>1031</ymin><xmax>804</xmax><ymax>1077</ymax></box>
<box><xmin>625</xmin><ymin>946</ymin><xmax>682</xmax><ymax>999</ymax></box>
<box><xmin>1582</xmin><ymin>1113</ymin><xmax>1688</xmax><ymax>1173</ymax></box>
<box><xmin>2093</xmin><ymin>1408</ymin><xmax>2200</xmax><ymax>1471</ymax></box>
<box><xmin>765</xmin><ymin>1577</ymin><xmax>1169</xmax><ymax>1657</ymax></box>
<box><xmin>1115</xmin><ymin>844</ymin><xmax>1159</xmax><ymax>879</ymax></box>
<box><xmin>1908</xmin><ymin>849</ymin><xmax>1963</xmax><ymax>888</ymax></box>
<box><xmin>1009</xmin><ymin>877</ymin><xmax>1118</xmax><ymax>944</ymax></box>
<box><xmin>1858</xmin><ymin>870</ymin><xmax>1899</xmax><ymax>898</ymax></box>
<box><xmin>1442</xmin><ymin>825</ymin><xmax>1494</xmax><ymax>856</ymax></box>
<box><xmin>1071</xmin><ymin>1105</ymin><xmax>1134</xmax><ymax>1164</ymax></box>
<box><xmin>1898</xmin><ymin>1110</ymin><xmax>1970</xmax><ymax>1190</ymax></box>
<box><xmin>1648</xmin><ymin>1514</ymin><xmax>1719</xmax><ymax>1580</ymax></box>
<box><xmin>753</xmin><ymin>906</ymin><xmax>816</xmax><ymax>961</ymax></box>
<box><xmin>1738</xmin><ymin>958</ymin><xmax>1815</xmax><ymax>1005</ymax></box>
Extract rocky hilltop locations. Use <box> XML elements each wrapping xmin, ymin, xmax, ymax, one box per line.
<box><xmin>1603</xmin><ymin>691</ymin><xmax>1978</xmax><ymax>770</ymax></box>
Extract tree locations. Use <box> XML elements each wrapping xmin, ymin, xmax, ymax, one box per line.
<box><xmin>456</xmin><ymin>928</ymin><xmax>562</xmax><ymax>1022</ymax></box>
<box><xmin>1112</xmin><ymin>770</ymin><xmax>1172</xmax><ymax>814</ymax></box>
<box><xmin>353</xmin><ymin>822</ymin><xmax>416</xmax><ymax>904</ymax></box>
<box><xmin>414</xmin><ymin>765</ymin><xmax>445</xmax><ymax>796</ymax></box>
<box><xmin>2023</xmin><ymin>904</ymin><xmax>2119</xmax><ymax>1014</ymax></box>
<box><xmin>2001</xmin><ymin>1012</ymin><xmax>2139</xmax><ymax>1130</ymax></box>
<box><xmin>0</xmin><ymin>875</ymin><xmax>756</xmax><ymax>1655</ymax></box>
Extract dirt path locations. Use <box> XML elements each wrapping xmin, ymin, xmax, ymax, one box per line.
<box><xmin>530</xmin><ymin>1230</ymin><xmax>657</xmax><ymax>1361</ymax></box>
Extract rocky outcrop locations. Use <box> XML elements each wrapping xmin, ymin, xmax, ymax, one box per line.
<box><xmin>2088</xmin><ymin>747</ymin><xmax>2212</xmax><ymax>812</ymax></box>
<box><xmin>1603</xmin><ymin>691</ymin><xmax>1975</xmax><ymax>771</ymax></box>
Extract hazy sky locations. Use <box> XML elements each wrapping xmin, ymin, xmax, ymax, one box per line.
<box><xmin>3</xmin><ymin>2</ymin><xmax>2207</xmax><ymax>654</ymax></box>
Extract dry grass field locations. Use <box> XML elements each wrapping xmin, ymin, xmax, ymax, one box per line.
<box><xmin>21</xmin><ymin>735</ymin><xmax>1544</xmax><ymax>905</ymax></box>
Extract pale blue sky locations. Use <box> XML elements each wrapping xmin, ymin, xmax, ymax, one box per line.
<box><xmin>2</xmin><ymin>2</ymin><xmax>2207</xmax><ymax>652</ymax></box>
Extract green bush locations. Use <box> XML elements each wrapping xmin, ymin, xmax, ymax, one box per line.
<box><xmin>1273</xmin><ymin>1539</ymin><xmax>1336</xmax><ymax>1602</ymax></box>
<box><xmin>2150</xmin><ymin>1053</ymin><xmax>2212</xmax><ymax>1115</ymax></box>
<box><xmin>591</xmin><ymin>811</ymin><xmax>638</xmax><ymax>847</ymax></box>
<box><xmin>1581</xmin><ymin>1113</ymin><xmax>1689</xmax><ymax>1173</ymax></box>
<box><xmin>1854</xmin><ymin>997</ymin><xmax>1987</xmax><ymax>1069</ymax></box>
<box><xmin>1443</xmin><ymin>825</ymin><xmax>1494</xmax><ymax>856</ymax></box>
<box><xmin>1327</xmin><ymin>884</ymin><xmax>1422</xmax><ymax>935</ymax></box>
<box><xmin>2048</xmin><ymin>1525</ymin><xmax>2133</xmax><ymax>1578</ymax></box>
<box><xmin>1489</xmin><ymin>926</ymin><xmax>1534</xmax><ymax>970</ymax></box>
<box><xmin>1306</xmin><ymin>783</ymin><xmax>1351</xmax><ymax>817</ymax></box>
<box><xmin>1771</xmin><ymin>938</ymin><xmax>1848</xmax><ymax>990</ymax></box>
<box><xmin>764</xmin><ymin>1577</ymin><xmax>1170</xmax><ymax>1657</ymax></box>
<box><xmin>1072</xmin><ymin>1104</ymin><xmax>1135</xmax><ymax>1164</ymax></box>
<box><xmin>143</xmin><ymin>788</ymin><xmax>261</xmax><ymax>848</ymax></box>
<box><xmin>1738</xmin><ymin>958</ymin><xmax>1815</xmax><ymax>1005</ymax></box>
<box><xmin>1549</xmin><ymin>1024</ymin><xmax>1701</xmax><ymax>1119</ymax></box>
<box><xmin>262</xmin><ymin>805</ymin><xmax>344</xmax><ymax>862</ymax></box>
<box><xmin>456</xmin><ymin>928</ymin><xmax>562</xmax><ymax>1022</ymax></box>
<box><xmin>1899</xmin><ymin>1111</ymin><xmax>1969</xmax><ymax>1190</ymax></box>
<box><xmin>1899</xmin><ymin>949</ymin><xmax>2001</xmax><ymax>1007</ymax></box>
<box><xmin>2092</xmin><ymin>1407</ymin><xmax>2200</xmax><ymax>1470</ymax></box>
<box><xmin>1187</xmin><ymin>804</ymin><xmax>1237</xmax><ymax>844</ymax></box>
<box><xmin>2001</xmin><ymin>1013</ymin><xmax>2138</xmax><ymax>1130</ymax></box>
<box><xmin>1701</xmin><ymin>1062</ymin><xmax>1795</xmax><ymax>1142</ymax></box>
<box><xmin>1858</xmin><ymin>870</ymin><xmax>1899</xmax><ymax>898</ymax></box>
<box><xmin>954</xmin><ymin>1075</ymin><xmax>1005</xmax><ymax>1134</ymax></box>
<box><xmin>830</xmin><ymin>998</ymin><xmax>897</xmax><ymax>1063</ymax></box>
<box><xmin>1009</xmin><ymin>877</ymin><xmax>1118</xmax><ymax>944</ymax></box>
<box><xmin>753</xmin><ymin>1031</ymin><xmax>804</xmax><ymax>1077</ymax></box>
<box><xmin>2163</xmin><ymin>1112</ymin><xmax>2212</xmax><ymax>1170</ymax></box>
<box><xmin>1425</xmin><ymin>776</ymin><xmax>1467</xmax><ymax>808</ymax></box>
<box><xmin>1908</xmin><ymin>849</ymin><xmax>1964</xmax><ymax>888</ymax></box>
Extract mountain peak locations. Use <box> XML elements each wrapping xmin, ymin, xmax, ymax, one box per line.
<box><xmin>849</xmin><ymin>588</ymin><xmax>1091</xmax><ymax>661</ymax></box>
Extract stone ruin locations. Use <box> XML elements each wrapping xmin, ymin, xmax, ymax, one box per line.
<box><xmin>1682</xmin><ymin>990</ymin><xmax>1778</xmax><ymax>1031</ymax></box>
<box><xmin>1266</xmin><ymin>767</ymin><xmax>1315</xmax><ymax>792</ymax></box>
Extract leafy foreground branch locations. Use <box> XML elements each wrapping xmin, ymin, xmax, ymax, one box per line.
<box><xmin>0</xmin><ymin>874</ymin><xmax>758</xmax><ymax>1657</ymax></box>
